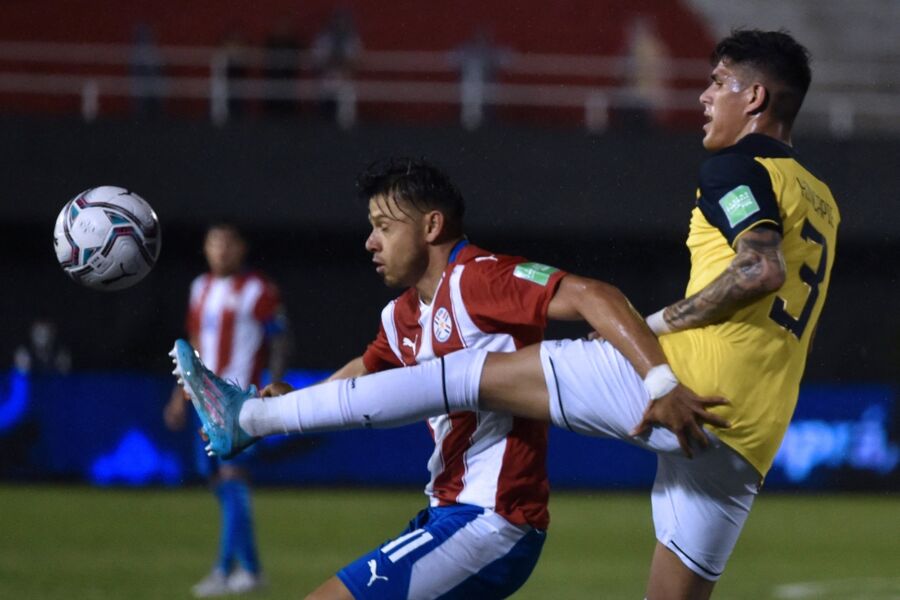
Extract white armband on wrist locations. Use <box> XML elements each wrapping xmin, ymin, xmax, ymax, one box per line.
<box><xmin>643</xmin><ymin>364</ymin><xmax>679</xmax><ymax>400</ymax></box>
<box><xmin>646</xmin><ymin>309</ymin><xmax>673</xmax><ymax>336</ymax></box>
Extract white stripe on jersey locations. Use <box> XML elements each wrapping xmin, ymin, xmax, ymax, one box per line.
<box><xmin>447</xmin><ymin>267</ymin><xmax>470</xmax><ymax>349</ymax></box>
<box><xmin>190</xmin><ymin>274</ymin><xmax>266</xmax><ymax>387</ymax></box>
<box><xmin>424</xmin><ymin>414</ymin><xmax>452</xmax><ymax>500</ymax></box>
<box><xmin>380</xmin><ymin>300</ymin><xmax>405</xmax><ymax>365</ymax></box>
<box><xmin>455</xmin><ymin>415</ymin><xmax>512</xmax><ymax>509</ymax></box>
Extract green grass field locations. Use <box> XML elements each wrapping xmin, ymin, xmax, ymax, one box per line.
<box><xmin>1</xmin><ymin>485</ymin><xmax>898</xmax><ymax>599</ymax></box>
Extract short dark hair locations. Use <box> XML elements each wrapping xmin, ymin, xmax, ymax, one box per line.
<box><xmin>206</xmin><ymin>221</ymin><xmax>244</xmax><ymax>239</ymax></box>
<box><xmin>712</xmin><ymin>29</ymin><xmax>812</xmax><ymax>127</ymax></box>
<box><xmin>356</xmin><ymin>158</ymin><xmax>465</xmax><ymax>237</ymax></box>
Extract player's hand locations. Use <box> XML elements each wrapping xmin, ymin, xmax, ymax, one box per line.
<box><xmin>630</xmin><ymin>384</ymin><xmax>730</xmax><ymax>458</ymax></box>
<box><xmin>260</xmin><ymin>381</ymin><xmax>295</xmax><ymax>397</ymax></box>
<box><xmin>163</xmin><ymin>389</ymin><xmax>189</xmax><ymax>431</ymax></box>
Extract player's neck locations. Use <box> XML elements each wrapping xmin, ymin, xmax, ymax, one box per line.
<box><xmin>415</xmin><ymin>238</ymin><xmax>464</xmax><ymax>305</ymax></box>
<box><xmin>739</xmin><ymin>117</ymin><xmax>792</xmax><ymax>147</ymax></box>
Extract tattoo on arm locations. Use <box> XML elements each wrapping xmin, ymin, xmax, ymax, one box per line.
<box><xmin>664</xmin><ymin>227</ymin><xmax>786</xmax><ymax>331</ymax></box>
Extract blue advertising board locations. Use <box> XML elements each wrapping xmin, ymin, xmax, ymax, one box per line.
<box><xmin>1</xmin><ymin>369</ymin><xmax>896</xmax><ymax>490</ymax></box>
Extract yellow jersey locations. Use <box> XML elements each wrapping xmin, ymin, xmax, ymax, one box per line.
<box><xmin>660</xmin><ymin>134</ymin><xmax>840</xmax><ymax>476</ymax></box>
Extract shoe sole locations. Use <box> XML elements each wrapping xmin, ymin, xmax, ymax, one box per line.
<box><xmin>169</xmin><ymin>339</ymin><xmax>228</xmax><ymax>456</ymax></box>
<box><xmin>169</xmin><ymin>339</ymin><xmax>258</xmax><ymax>459</ymax></box>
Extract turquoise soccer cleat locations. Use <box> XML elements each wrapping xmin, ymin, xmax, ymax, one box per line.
<box><xmin>169</xmin><ymin>339</ymin><xmax>259</xmax><ymax>459</ymax></box>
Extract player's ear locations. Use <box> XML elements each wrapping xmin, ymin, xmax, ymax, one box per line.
<box><xmin>424</xmin><ymin>210</ymin><xmax>444</xmax><ymax>242</ymax></box>
<box><xmin>747</xmin><ymin>82</ymin><xmax>769</xmax><ymax>115</ymax></box>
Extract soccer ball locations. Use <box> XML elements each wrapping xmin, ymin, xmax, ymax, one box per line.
<box><xmin>53</xmin><ymin>186</ymin><xmax>161</xmax><ymax>291</ymax></box>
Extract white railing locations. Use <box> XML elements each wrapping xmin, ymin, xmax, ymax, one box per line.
<box><xmin>0</xmin><ymin>41</ymin><xmax>898</xmax><ymax>136</ymax></box>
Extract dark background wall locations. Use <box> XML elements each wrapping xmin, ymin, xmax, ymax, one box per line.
<box><xmin>2</xmin><ymin>117</ymin><xmax>898</xmax><ymax>381</ymax></box>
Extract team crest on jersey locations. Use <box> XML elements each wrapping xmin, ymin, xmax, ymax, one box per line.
<box><xmin>433</xmin><ymin>307</ymin><xmax>453</xmax><ymax>342</ymax></box>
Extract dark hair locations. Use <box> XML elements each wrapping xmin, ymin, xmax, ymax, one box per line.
<box><xmin>356</xmin><ymin>158</ymin><xmax>465</xmax><ymax>237</ymax></box>
<box><xmin>712</xmin><ymin>29</ymin><xmax>811</xmax><ymax>127</ymax></box>
<box><xmin>205</xmin><ymin>221</ymin><xmax>245</xmax><ymax>240</ymax></box>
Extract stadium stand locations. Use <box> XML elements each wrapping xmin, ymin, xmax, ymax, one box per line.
<box><xmin>687</xmin><ymin>0</ymin><xmax>900</xmax><ymax>135</ymax></box>
<box><xmin>0</xmin><ymin>1</ymin><xmax>715</xmax><ymax>127</ymax></box>
<box><xmin>2</xmin><ymin>1</ymin><xmax>897</xmax><ymax>135</ymax></box>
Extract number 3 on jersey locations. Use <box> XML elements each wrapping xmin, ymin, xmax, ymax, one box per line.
<box><xmin>768</xmin><ymin>220</ymin><xmax>827</xmax><ymax>339</ymax></box>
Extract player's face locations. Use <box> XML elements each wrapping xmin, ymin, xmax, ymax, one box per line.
<box><xmin>699</xmin><ymin>60</ymin><xmax>755</xmax><ymax>151</ymax></box>
<box><xmin>204</xmin><ymin>227</ymin><xmax>246</xmax><ymax>277</ymax></box>
<box><xmin>365</xmin><ymin>195</ymin><xmax>429</xmax><ymax>289</ymax></box>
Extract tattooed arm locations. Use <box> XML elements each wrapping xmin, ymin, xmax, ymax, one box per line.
<box><xmin>658</xmin><ymin>227</ymin><xmax>787</xmax><ymax>333</ymax></box>
<box><xmin>632</xmin><ymin>226</ymin><xmax>784</xmax><ymax>445</ymax></box>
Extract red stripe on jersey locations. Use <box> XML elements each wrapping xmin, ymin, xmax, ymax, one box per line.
<box><xmin>252</xmin><ymin>278</ymin><xmax>280</xmax><ymax>322</ymax></box>
<box><xmin>431</xmin><ymin>412</ymin><xmax>478</xmax><ymax>506</ymax></box>
<box><xmin>495</xmin><ymin>417</ymin><xmax>551</xmax><ymax>530</ymax></box>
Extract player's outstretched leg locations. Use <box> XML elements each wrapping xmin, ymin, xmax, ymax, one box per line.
<box><xmin>169</xmin><ymin>339</ymin><xmax>259</xmax><ymax>459</ymax></box>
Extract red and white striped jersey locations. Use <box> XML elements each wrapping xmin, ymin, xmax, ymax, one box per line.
<box><xmin>363</xmin><ymin>243</ymin><xmax>566</xmax><ymax>530</ymax></box>
<box><xmin>185</xmin><ymin>271</ymin><xmax>283</xmax><ymax>389</ymax></box>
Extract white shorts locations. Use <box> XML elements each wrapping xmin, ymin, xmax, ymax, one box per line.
<box><xmin>539</xmin><ymin>338</ymin><xmax>761</xmax><ymax>580</ymax></box>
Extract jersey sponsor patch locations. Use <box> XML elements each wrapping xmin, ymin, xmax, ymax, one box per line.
<box><xmin>513</xmin><ymin>262</ymin><xmax>559</xmax><ymax>286</ymax></box>
<box><xmin>433</xmin><ymin>307</ymin><xmax>453</xmax><ymax>342</ymax></box>
<box><xmin>718</xmin><ymin>185</ymin><xmax>761</xmax><ymax>228</ymax></box>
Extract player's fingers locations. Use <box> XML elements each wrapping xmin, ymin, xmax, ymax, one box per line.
<box><xmin>699</xmin><ymin>395</ymin><xmax>730</xmax><ymax>407</ymax></box>
<box><xmin>261</xmin><ymin>381</ymin><xmax>294</xmax><ymax>397</ymax></box>
<box><xmin>677</xmin><ymin>430</ymin><xmax>694</xmax><ymax>459</ymax></box>
<box><xmin>694</xmin><ymin>403</ymin><xmax>731</xmax><ymax>429</ymax></box>
<box><xmin>165</xmin><ymin>412</ymin><xmax>185</xmax><ymax>431</ymax></box>
<box><xmin>689</xmin><ymin>421</ymin><xmax>710</xmax><ymax>448</ymax></box>
<box><xmin>702</xmin><ymin>413</ymin><xmax>731</xmax><ymax>429</ymax></box>
<box><xmin>630</xmin><ymin>401</ymin><xmax>658</xmax><ymax>436</ymax></box>
<box><xmin>198</xmin><ymin>427</ymin><xmax>209</xmax><ymax>442</ymax></box>
<box><xmin>630</xmin><ymin>417</ymin><xmax>651</xmax><ymax>437</ymax></box>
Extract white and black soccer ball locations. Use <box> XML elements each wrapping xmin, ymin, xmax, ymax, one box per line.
<box><xmin>53</xmin><ymin>186</ymin><xmax>161</xmax><ymax>291</ymax></box>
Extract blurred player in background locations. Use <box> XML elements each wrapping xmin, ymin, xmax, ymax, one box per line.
<box><xmin>177</xmin><ymin>29</ymin><xmax>836</xmax><ymax>600</ymax></box>
<box><xmin>13</xmin><ymin>318</ymin><xmax>72</xmax><ymax>374</ymax></box>
<box><xmin>164</xmin><ymin>222</ymin><xmax>289</xmax><ymax>597</ymax></box>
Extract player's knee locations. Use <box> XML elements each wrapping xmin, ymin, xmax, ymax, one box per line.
<box><xmin>480</xmin><ymin>347</ymin><xmax>550</xmax><ymax>419</ymax></box>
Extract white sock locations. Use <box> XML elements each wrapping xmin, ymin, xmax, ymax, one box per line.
<box><xmin>239</xmin><ymin>348</ymin><xmax>488</xmax><ymax>437</ymax></box>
